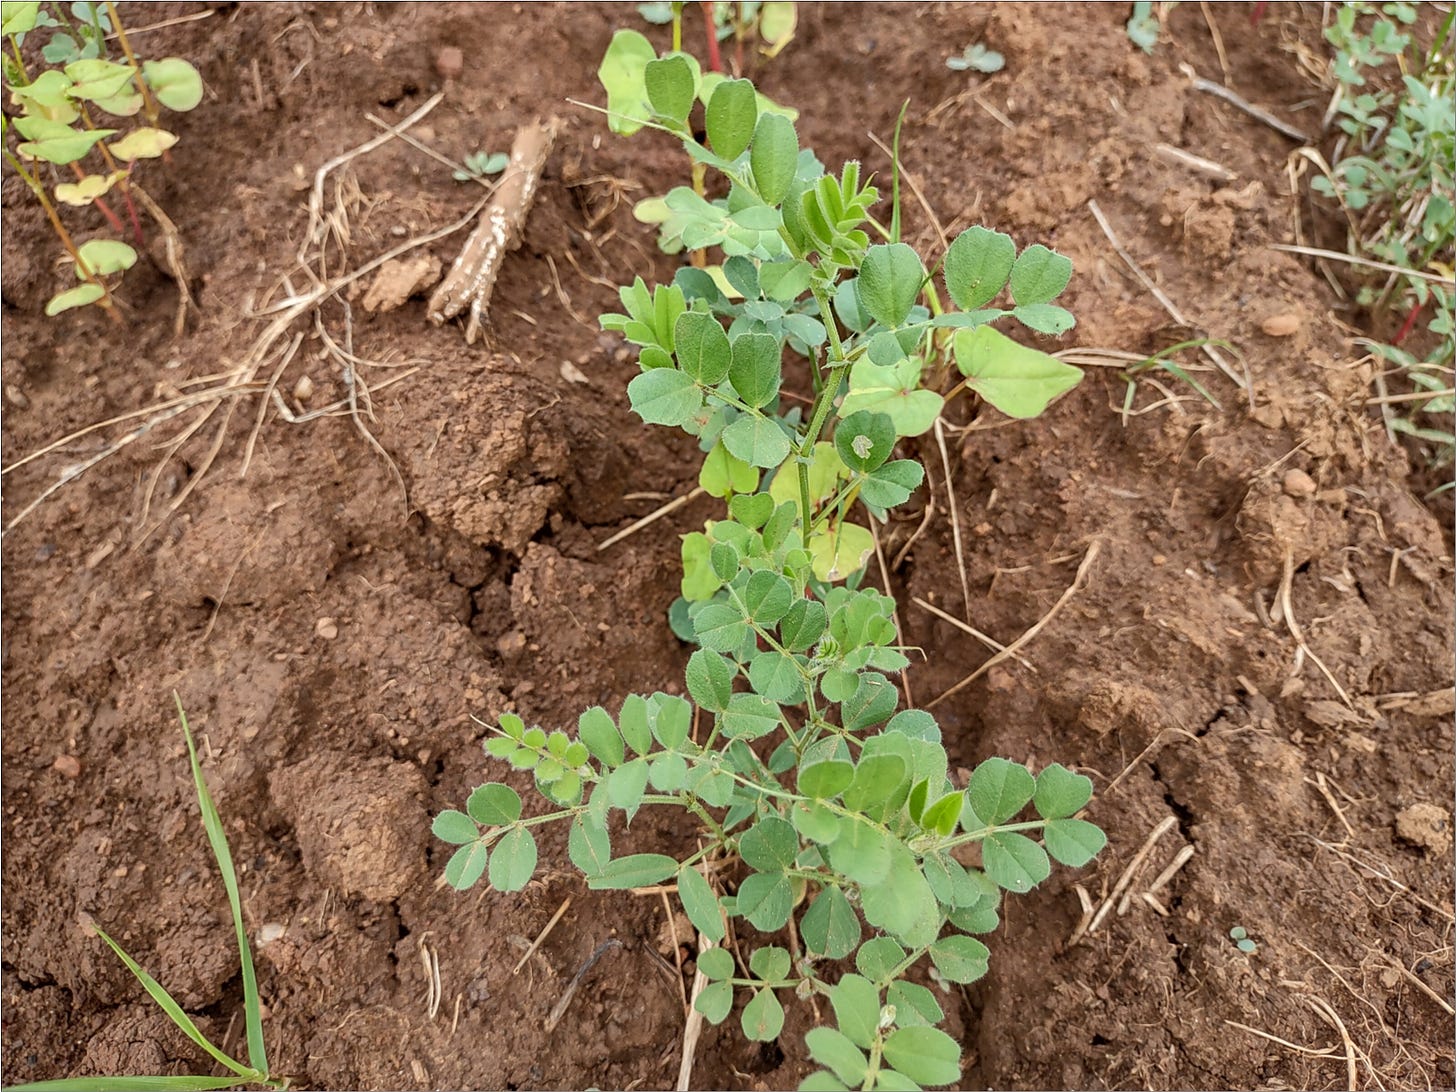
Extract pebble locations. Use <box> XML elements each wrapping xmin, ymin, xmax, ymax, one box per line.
<box><xmin>1282</xmin><ymin>468</ymin><xmax>1317</xmax><ymax>497</ymax></box>
<box><xmin>293</xmin><ymin>374</ymin><xmax>314</xmax><ymax>404</ymax></box>
<box><xmin>52</xmin><ymin>754</ymin><xmax>81</xmax><ymax>778</ymax></box>
<box><xmin>315</xmin><ymin>617</ymin><xmax>339</xmax><ymax>640</ymax></box>
<box><xmin>436</xmin><ymin>46</ymin><xmax>464</xmax><ymax>81</ymax></box>
<box><xmin>1261</xmin><ymin>313</ymin><xmax>1301</xmax><ymax>337</ymax></box>
<box><xmin>4</xmin><ymin>384</ymin><xmax>28</xmax><ymax>409</ymax></box>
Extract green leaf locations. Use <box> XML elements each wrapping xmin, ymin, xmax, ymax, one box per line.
<box><xmin>1033</xmin><ymin>763</ymin><xmax>1093</xmax><ymax>819</ymax></box>
<box><xmin>834</xmin><ymin>409</ymin><xmax>896</xmax><ymax>473</ymax></box>
<box><xmin>15</xmin><ymin>116</ymin><xmax>116</xmax><ymax>165</ymax></box>
<box><xmin>742</xmin><ymin>986</ymin><xmax>785</xmax><ymax>1041</ymax></box>
<box><xmin>645</xmin><ymin>54</ymin><xmax>695</xmax><ymax>122</ymax></box>
<box><xmin>929</xmin><ymin>935</ymin><xmax>990</xmax><ymax>984</ymax></box>
<box><xmin>721</xmin><ymin>692</ymin><xmax>781</xmax><ymax>740</ymax></box>
<box><xmin>705</xmin><ymin>77</ymin><xmax>757</xmax><ymax>159</ymax></box>
<box><xmin>444</xmin><ymin>840</ymin><xmax>489</xmax><ymax>889</ymax></box>
<box><xmin>1009</xmin><ymin>244</ymin><xmax>1072</xmax><ymax>305</ymax></box>
<box><xmin>577</xmin><ymin>706</ymin><xmax>625</xmax><ymax>768</ymax></box>
<box><xmin>650</xmin><ymin>693</ymin><xmax>692</xmax><ymax>749</ymax></box>
<box><xmin>693</xmin><ymin>601</ymin><xmax>749</xmax><ymax>652</ymax></box>
<box><xmin>882</xmin><ymin>1027</ymin><xmax>961</xmax><ymax>1087</ymax></box>
<box><xmin>861</xmin><ymin>849</ymin><xmax>940</xmax><ymax>947</ymax></box>
<box><xmin>952</xmin><ymin>324</ymin><xmax>1083</xmax><ymax>419</ymax></box>
<box><xmin>735</xmin><ymin>871</ymin><xmax>794</xmax><ymax>930</ymax></box>
<box><xmin>921</xmin><ymin>790</ymin><xmax>964</xmax><ymax>836</ymax></box>
<box><xmin>722</xmin><ymin>413</ymin><xmax>792</xmax><ymax>470</ymax></box>
<box><xmin>568</xmin><ymin>814</ymin><xmax>612</xmax><ymax>875</ymax></box>
<box><xmin>790</xmin><ymin>800</ymin><xmax>841</xmax><ymax>845</ymax></box>
<box><xmin>886</xmin><ymin>709</ymin><xmax>941</xmax><ymax>742</ymax></box>
<box><xmin>839</xmin><ymin>357</ymin><xmax>943</xmax><ymax>437</ymax></box>
<box><xmin>743</xmin><ymin>570</ymin><xmax>794</xmax><ymax>625</ymax></box>
<box><xmin>606</xmin><ymin>758</ymin><xmax>650</xmax><ymax>817</ymax></box>
<box><xmin>596</xmin><ymin>29</ymin><xmax>655</xmax><ymax>134</ymax></box>
<box><xmin>828</xmin><ymin>972</ymin><xmax>881</xmax><ymax>1047</ymax></box>
<box><xmin>729</xmin><ymin>331</ymin><xmax>783</xmax><ymax>408</ymax></box>
<box><xmin>678</xmin><ymin>865</ymin><xmax>725</xmax><ymax>941</ymax></box>
<box><xmin>1012</xmin><ymin>302</ymin><xmax>1075</xmax><ymax>335</ymax></box>
<box><xmin>843</xmin><ymin>753</ymin><xmax>907</xmax><ymax>812</ymax></box>
<box><xmin>1043</xmin><ymin>818</ymin><xmax>1107</xmax><ymax>867</ymax></box>
<box><xmin>619</xmin><ymin>693</ymin><xmax>654</xmax><ymax>756</ymax></box>
<box><xmin>857</xmin><ymin>243</ymin><xmax>926</xmax><ymax>328</ymax></box>
<box><xmin>750</xmin><ymin>945</ymin><xmax>792</xmax><ymax>982</ymax></box>
<box><xmin>808</xmin><ymin>522</ymin><xmax>874</xmax><ymax>583</ymax></box>
<box><xmin>800</xmin><ymin>885</ymin><xmax>861</xmax><ymax>958</ymax></box>
<box><xmin>699</xmin><ymin>946</ymin><xmax>735</xmax><ymax>980</ymax></box>
<box><xmin>855</xmin><ymin>936</ymin><xmax>908</xmax><ymax>984</ymax></box>
<box><xmin>63</xmin><ymin>58</ymin><xmax>135</xmax><ymax>102</ymax></box>
<box><xmin>695</xmin><ymin>979</ymin><xmax>734</xmax><ymax>1023</ymax></box>
<box><xmin>739</xmin><ymin>815</ymin><xmax>798</xmax><ymax>872</ymax></box>
<box><xmin>700</xmin><ymin>440</ymin><xmax>759</xmax><ymax>498</ymax></box>
<box><xmin>842</xmin><ymin>672</ymin><xmax>899</xmax><ymax>734</ymax></box>
<box><xmin>2</xmin><ymin>2</ymin><xmax>39</xmax><ymax>36</ymax></box>
<box><xmin>779</xmin><ymin>598</ymin><xmax>827</xmax><ymax>652</ymax></box>
<box><xmin>628</xmin><ymin>368</ymin><xmax>703</xmax><ymax>426</ymax></box>
<box><xmin>432</xmin><ymin>809</ymin><xmax>478</xmax><ymax>845</ymax></box>
<box><xmin>828</xmin><ymin>819</ymin><xmax>892</xmax><ymax>885</ymax></box>
<box><xmin>982</xmin><ymin>831</ymin><xmax>1051</xmax><ymax>893</ymax></box>
<box><xmin>748</xmin><ymin>649</ymin><xmax>805</xmax><ymax>704</ymax></box>
<box><xmin>54</xmin><ymin>169</ymin><xmax>126</xmax><ymax>207</ymax></box>
<box><xmin>141</xmin><ymin>57</ymin><xmax>203</xmax><ymax>112</ymax></box>
<box><xmin>686</xmin><ymin>648</ymin><xmax>734</xmax><ymax>712</ymax></box>
<box><xmin>675</xmin><ymin>309</ymin><xmax>732</xmax><ymax>383</ymax></box>
<box><xmin>729</xmin><ymin>491</ymin><xmax>775</xmax><ymax>529</ymax></box>
<box><xmin>589</xmin><ymin>853</ymin><xmax>681</xmax><ymax>889</ymax></box>
<box><xmin>968</xmin><ymin>756</ymin><xmax>1035</xmax><ymax>824</ymax></box>
<box><xmin>750</xmin><ymin>111</ymin><xmax>799</xmax><ymax>204</ymax></box>
<box><xmin>805</xmin><ymin>1027</ymin><xmax>869</xmax><ymax>1086</ymax></box>
<box><xmin>944</xmin><ymin>226</ymin><xmax>1016</xmax><ymax>309</ymax></box>
<box><xmin>75</xmin><ymin>239</ymin><xmax>137</xmax><ymax>279</ymax></box>
<box><xmin>860</xmin><ymin>460</ymin><xmax>924</xmax><ymax>509</ymax></box>
<box><xmin>798</xmin><ymin>759</ymin><xmax>853</xmax><ymax>799</ymax></box>
<box><xmin>887</xmin><ymin>979</ymin><xmax>944</xmax><ymax>1026</ymax></box>
<box><xmin>488</xmin><ymin>827</ymin><xmax>537</xmax><ymax>892</ymax></box>
<box><xmin>107</xmin><ymin>126</ymin><xmax>178</xmax><ymax>161</ymax></box>
<box><xmin>466</xmin><ymin>783</ymin><xmax>523</xmax><ymax>825</ymax></box>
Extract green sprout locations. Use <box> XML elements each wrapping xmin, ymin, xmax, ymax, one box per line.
<box><xmin>945</xmin><ymin>43</ymin><xmax>1004</xmax><ymax>74</ymax></box>
<box><xmin>4</xmin><ymin>697</ymin><xmax>280</xmax><ymax>1091</ymax></box>
<box><xmin>438</xmin><ymin>39</ymin><xmax>1103</xmax><ymax>1092</ymax></box>
<box><xmin>452</xmin><ymin>149</ymin><xmax>509</xmax><ymax>183</ymax></box>
<box><xmin>1229</xmin><ymin>926</ymin><xmax>1258</xmax><ymax>954</ymax></box>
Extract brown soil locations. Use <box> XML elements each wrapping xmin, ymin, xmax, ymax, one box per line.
<box><xmin>3</xmin><ymin>4</ymin><xmax>1452</xmax><ymax>1090</ymax></box>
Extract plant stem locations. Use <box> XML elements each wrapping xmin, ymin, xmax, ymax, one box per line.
<box><xmin>103</xmin><ymin>0</ymin><xmax>163</xmax><ymax>130</ymax></box>
<box><xmin>76</xmin><ymin>100</ymin><xmax>145</xmax><ymax>245</ymax></box>
<box><xmin>794</xmin><ymin>281</ymin><xmax>851</xmax><ymax>534</ymax></box>
<box><xmin>66</xmin><ymin>161</ymin><xmax>127</xmax><ymax>235</ymax></box>
<box><xmin>700</xmin><ymin>1</ymin><xmax>724</xmax><ymax>72</ymax></box>
<box><xmin>5</xmin><ymin>148</ymin><xmax>120</xmax><ymax>319</ymax></box>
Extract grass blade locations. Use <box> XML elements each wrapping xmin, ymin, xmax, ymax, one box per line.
<box><xmin>87</xmin><ymin>924</ymin><xmax>254</xmax><ymax>1080</ymax></box>
<box><xmin>175</xmin><ymin>695</ymin><xmax>269</xmax><ymax>1077</ymax></box>
<box><xmin>6</xmin><ymin>1075</ymin><xmax>266</xmax><ymax>1091</ymax></box>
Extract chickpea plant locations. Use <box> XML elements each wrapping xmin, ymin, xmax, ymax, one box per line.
<box><xmin>1</xmin><ymin>0</ymin><xmax>202</xmax><ymax>318</ymax></box>
<box><xmin>437</xmin><ymin>55</ymin><xmax>1101</xmax><ymax>1091</ymax></box>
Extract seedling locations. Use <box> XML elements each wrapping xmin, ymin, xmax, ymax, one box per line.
<box><xmin>4</xmin><ymin>697</ymin><xmax>280</xmax><ymax>1091</ymax></box>
<box><xmin>1</xmin><ymin>0</ymin><xmax>202</xmax><ymax>318</ymax></box>
<box><xmin>452</xmin><ymin>148</ymin><xmax>508</xmax><ymax>183</ymax></box>
<box><xmin>945</xmin><ymin>43</ymin><xmax>1004</xmax><ymax>74</ymax></box>
<box><xmin>1119</xmin><ymin>338</ymin><xmax>1225</xmax><ymax>422</ymax></box>
<box><xmin>1229</xmin><ymin>925</ymin><xmax>1258</xmax><ymax>954</ymax></box>
<box><xmin>1312</xmin><ymin>2</ymin><xmax>1454</xmax><ymax>467</ymax></box>
<box><xmin>1126</xmin><ymin>1</ymin><xmax>1172</xmax><ymax>54</ymax></box>
<box><xmin>441</xmin><ymin>49</ymin><xmax>1102</xmax><ymax>1091</ymax></box>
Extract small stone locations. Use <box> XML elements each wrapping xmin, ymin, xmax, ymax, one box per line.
<box><xmin>52</xmin><ymin>754</ymin><xmax>81</xmax><ymax>778</ymax></box>
<box><xmin>1282</xmin><ymin>468</ymin><xmax>1316</xmax><ymax>497</ymax></box>
<box><xmin>4</xmin><ymin>384</ymin><xmax>29</xmax><ymax>409</ymax></box>
<box><xmin>1395</xmin><ymin>802</ymin><xmax>1451</xmax><ymax>855</ymax></box>
<box><xmin>560</xmin><ymin>360</ymin><xmax>589</xmax><ymax>384</ymax></box>
<box><xmin>257</xmin><ymin>922</ymin><xmax>286</xmax><ymax>946</ymax></box>
<box><xmin>1152</xmin><ymin>554</ymin><xmax>1167</xmax><ymax>566</ymax></box>
<box><xmin>435</xmin><ymin>46</ymin><xmax>464</xmax><ymax>81</ymax></box>
<box><xmin>292</xmin><ymin>374</ymin><xmax>314</xmax><ymax>404</ymax></box>
<box><xmin>362</xmin><ymin>254</ymin><xmax>442</xmax><ymax>312</ymax></box>
<box><xmin>1261</xmin><ymin>313</ymin><xmax>1300</xmax><ymax>337</ymax></box>
<box><xmin>315</xmin><ymin>617</ymin><xmax>339</xmax><ymax>640</ymax></box>
<box><xmin>496</xmin><ymin>630</ymin><xmax>526</xmax><ymax>657</ymax></box>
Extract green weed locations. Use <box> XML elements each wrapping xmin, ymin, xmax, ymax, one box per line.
<box><xmin>439</xmin><ymin>42</ymin><xmax>1102</xmax><ymax>1092</ymax></box>
<box><xmin>5</xmin><ymin>697</ymin><xmax>280</xmax><ymax>1092</ymax></box>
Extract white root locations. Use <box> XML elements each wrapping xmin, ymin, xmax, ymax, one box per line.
<box><xmin>428</xmin><ymin>118</ymin><xmax>557</xmax><ymax>343</ymax></box>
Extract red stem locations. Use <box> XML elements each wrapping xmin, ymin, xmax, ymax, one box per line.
<box><xmin>700</xmin><ymin>2</ymin><xmax>724</xmax><ymax>72</ymax></box>
<box><xmin>1250</xmin><ymin>1</ymin><xmax>1268</xmax><ymax>25</ymax></box>
<box><xmin>1392</xmin><ymin>298</ymin><xmax>1424</xmax><ymax>346</ymax></box>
